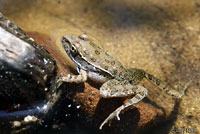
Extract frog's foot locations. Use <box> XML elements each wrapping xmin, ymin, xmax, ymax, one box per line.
<box><xmin>99</xmin><ymin>107</ymin><xmax>121</xmax><ymax>130</ymax></box>
<box><xmin>56</xmin><ymin>69</ymin><xmax>87</xmax><ymax>87</ymax></box>
<box><xmin>167</xmin><ymin>89</ymin><xmax>184</xmax><ymax>98</ymax></box>
<box><xmin>171</xmin><ymin>80</ymin><xmax>192</xmax><ymax>98</ymax></box>
<box><xmin>159</xmin><ymin>80</ymin><xmax>192</xmax><ymax>99</ymax></box>
<box><xmin>144</xmin><ymin>72</ymin><xmax>191</xmax><ymax>99</ymax></box>
<box><xmin>99</xmin><ymin>79</ymin><xmax>148</xmax><ymax>129</ymax></box>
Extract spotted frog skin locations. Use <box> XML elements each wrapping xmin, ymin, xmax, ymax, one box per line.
<box><xmin>59</xmin><ymin>34</ymin><xmax>185</xmax><ymax>129</ymax></box>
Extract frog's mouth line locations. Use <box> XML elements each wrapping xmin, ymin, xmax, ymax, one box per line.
<box><xmin>68</xmin><ymin>52</ymin><xmax>113</xmax><ymax>80</ymax></box>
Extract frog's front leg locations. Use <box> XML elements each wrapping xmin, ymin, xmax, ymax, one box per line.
<box><xmin>59</xmin><ymin>69</ymin><xmax>87</xmax><ymax>83</ymax></box>
<box><xmin>57</xmin><ymin>69</ymin><xmax>87</xmax><ymax>87</ymax></box>
<box><xmin>99</xmin><ymin>79</ymin><xmax>148</xmax><ymax>129</ymax></box>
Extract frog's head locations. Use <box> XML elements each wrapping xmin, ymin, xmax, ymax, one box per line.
<box><xmin>61</xmin><ymin>34</ymin><xmax>90</xmax><ymax>69</ymax></box>
<box><xmin>62</xmin><ymin>34</ymin><xmax>89</xmax><ymax>56</ymax></box>
<box><xmin>62</xmin><ymin>34</ymin><xmax>78</xmax><ymax>56</ymax></box>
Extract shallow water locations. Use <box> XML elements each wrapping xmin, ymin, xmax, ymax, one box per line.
<box><xmin>0</xmin><ymin>0</ymin><xmax>200</xmax><ymax>134</ymax></box>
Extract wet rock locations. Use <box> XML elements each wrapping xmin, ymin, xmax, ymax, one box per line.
<box><xmin>0</xmin><ymin>13</ymin><xmax>57</xmax><ymax>111</ymax></box>
<box><xmin>0</xmin><ymin>13</ymin><xmax>59</xmax><ymax>134</ymax></box>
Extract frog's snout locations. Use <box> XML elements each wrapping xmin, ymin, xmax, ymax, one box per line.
<box><xmin>62</xmin><ymin>36</ymin><xmax>68</xmax><ymax>44</ymax></box>
<box><xmin>62</xmin><ymin>36</ymin><xmax>70</xmax><ymax>51</ymax></box>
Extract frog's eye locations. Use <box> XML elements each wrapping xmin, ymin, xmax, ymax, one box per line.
<box><xmin>71</xmin><ymin>44</ymin><xmax>77</xmax><ymax>53</ymax></box>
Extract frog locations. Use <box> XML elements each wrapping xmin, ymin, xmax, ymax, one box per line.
<box><xmin>58</xmin><ymin>33</ymin><xmax>185</xmax><ymax>130</ymax></box>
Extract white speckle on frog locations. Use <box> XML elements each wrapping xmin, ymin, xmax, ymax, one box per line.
<box><xmin>58</xmin><ymin>33</ymin><xmax>187</xmax><ymax>130</ymax></box>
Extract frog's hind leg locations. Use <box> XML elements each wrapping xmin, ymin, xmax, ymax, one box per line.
<box><xmin>99</xmin><ymin>79</ymin><xmax>148</xmax><ymax>129</ymax></box>
<box><xmin>144</xmin><ymin>72</ymin><xmax>187</xmax><ymax>98</ymax></box>
<box><xmin>128</xmin><ymin>68</ymin><xmax>188</xmax><ymax>98</ymax></box>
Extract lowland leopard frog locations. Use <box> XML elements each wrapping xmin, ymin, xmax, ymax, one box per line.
<box><xmin>58</xmin><ymin>34</ymin><xmax>185</xmax><ymax>129</ymax></box>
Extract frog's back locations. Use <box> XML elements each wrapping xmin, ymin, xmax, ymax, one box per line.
<box><xmin>77</xmin><ymin>36</ymin><xmax>125</xmax><ymax>77</ymax></box>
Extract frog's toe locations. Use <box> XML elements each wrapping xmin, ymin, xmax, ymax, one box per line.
<box><xmin>56</xmin><ymin>78</ymin><xmax>63</xmax><ymax>88</ymax></box>
<box><xmin>99</xmin><ymin>110</ymin><xmax>120</xmax><ymax>129</ymax></box>
<box><xmin>116</xmin><ymin>112</ymin><xmax>120</xmax><ymax>120</ymax></box>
